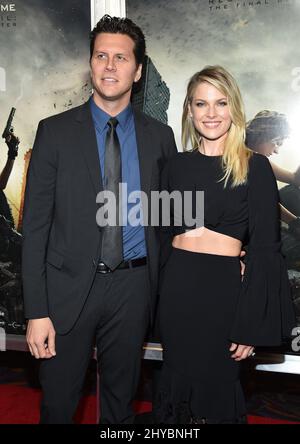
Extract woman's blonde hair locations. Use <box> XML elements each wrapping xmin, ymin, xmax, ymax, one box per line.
<box><xmin>182</xmin><ymin>65</ymin><xmax>253</xmax><ymax>187</ymax></box>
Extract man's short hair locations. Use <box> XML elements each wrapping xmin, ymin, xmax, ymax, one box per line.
<box><xmin>90</xmin><ymin>14</ymin><xmax>146</xmax><ymax>66</ymax></box>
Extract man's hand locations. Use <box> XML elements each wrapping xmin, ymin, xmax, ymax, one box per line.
<box><xmin>26</xmin><ymin>317</ymin><xmax>56</xmax><ymax>359</ymax></box>
<box><xmin>239</xmin><ymin>250</ymin><xmax>246</xmax><ymax>280</ymax></box>
<box><xmin>229</xmin><ymin>343</ymin><xmax>255</xmax><ymax>361</ymax></box>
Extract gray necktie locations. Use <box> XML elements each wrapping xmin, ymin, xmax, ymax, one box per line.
<box><xmin>100</xmin><ymin>117</ymin><xmax>123</xmax><ymax>270</ymax></box>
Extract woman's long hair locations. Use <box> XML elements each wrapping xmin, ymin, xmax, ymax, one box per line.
<box><xmin>182</xmin><ymin>65</ymin><xmax>252</xmax><ymax>187</ymax></box>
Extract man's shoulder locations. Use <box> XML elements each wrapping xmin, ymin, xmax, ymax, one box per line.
<box><xmin>133</xmin><ymin>108</ymin><xmax>172</xmax><ymax>133</ymax></box>
<box><xmin>40</xmin><ymin>101</ymin><xmax>89</xmax><ymax>127</ymax></box>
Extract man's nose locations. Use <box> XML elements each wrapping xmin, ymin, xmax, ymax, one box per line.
<box><xmin>105</xmin><ymin>57</ymin><xmax>116</xmax><ymax>71</ymax></box>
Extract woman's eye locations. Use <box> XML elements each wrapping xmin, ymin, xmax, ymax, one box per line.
<box><xmin>218</xmin><ymin>101</ymin><xmax>227</xmax><ymax>106</ymax></box>
<box><xmin>195</xmin><ymin>102</ymin><xmax>205</xmax><ymax>107</ymax></box>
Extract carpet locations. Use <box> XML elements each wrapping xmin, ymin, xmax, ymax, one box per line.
<box><xmin>0</xmin><ymin>385</ymin><xmax>299</xmax><ymax>424</ymax></box>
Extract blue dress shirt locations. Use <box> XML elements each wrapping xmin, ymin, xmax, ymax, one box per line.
<box><xmin>90</xmin><ymin>97</ymin><xmax>147</xmax><ymax>260</ymax></box>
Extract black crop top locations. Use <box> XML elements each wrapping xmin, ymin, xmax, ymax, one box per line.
<box><xmin>164</xmin><ymin>150</ymin><xmax>249</xmax><ymax>241</ymax></box>
<box><xmin>159</xmin><ymin>150</ymin><xmax>296</xmax><ymax>346</ymax></box>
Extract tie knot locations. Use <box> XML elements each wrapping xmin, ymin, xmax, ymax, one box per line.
<box><xmin>108</xmin><ymin>117</ymin><xmax>118</xmax><ymax>129</ymax></box>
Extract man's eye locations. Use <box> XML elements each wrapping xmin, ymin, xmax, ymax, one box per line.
<box><xmin>117</xmin><ymin>55</ymin><xmax>125</xmax><ymax>61</ymax></box>
<box><xmin>97</xmin><ymin>54</ymin><xmax>106</xmax><ymax>59</ymax></box>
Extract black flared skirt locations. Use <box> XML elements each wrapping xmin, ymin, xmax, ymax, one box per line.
<box><xmin>155</xmin><ymin>247</ymin><xmax>247</xmax><ymax>424</ymax></box>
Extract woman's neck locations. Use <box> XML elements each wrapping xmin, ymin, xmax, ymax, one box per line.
<box><xmin>199</xmin><ymin>138</ymin><xmax>225</xmax><ymax>157</ymax></box>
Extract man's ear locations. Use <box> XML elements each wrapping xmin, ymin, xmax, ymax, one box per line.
<box><xmin>134</xmin><ymin>64</ymin><xmax>142</xmax><ymax>83</ymax></box>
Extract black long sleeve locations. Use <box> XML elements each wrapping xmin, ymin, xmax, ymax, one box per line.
<box><xmin>230</xmin><ymin>154</ymin><xmax>296</xmax><ymax>346</ymax></box>
<box><xmin>22</xmin><ymin>120</ymin><xmax>57</xmax><ymax>319</ymax></box>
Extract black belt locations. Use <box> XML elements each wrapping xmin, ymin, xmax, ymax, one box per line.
<box><xmin>96</xmin><ymin>257</ymin><xmax>147</xmax><ymax>274</ymax></box>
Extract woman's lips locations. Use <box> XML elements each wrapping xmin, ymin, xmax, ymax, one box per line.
<box><xmin>202</xmin><ymin>121</ymin><xmax>221</xmax><ymax>128</ymax></box>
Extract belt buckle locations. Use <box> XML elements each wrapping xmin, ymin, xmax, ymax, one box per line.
<box><xmin>97</xmin><ymin>262</ymin><xmax>111</xmax><ymax>274</ymax></box>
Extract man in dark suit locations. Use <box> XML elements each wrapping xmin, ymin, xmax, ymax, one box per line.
<box><xmin>22</xmin><ymin>15</ymin><xmax>177</xmax><ymax>424</ymax></box>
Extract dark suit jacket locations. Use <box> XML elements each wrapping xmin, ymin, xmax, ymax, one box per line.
<box><xmin>22</xmin><ymin>101</ymin><xmax>177</xmax><ymax>334</ymax></box>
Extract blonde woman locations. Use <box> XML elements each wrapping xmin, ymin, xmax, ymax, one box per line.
<box><xmin>155</xmin><ymin>66</ymin><xmax>295</xmax><ymax>424</ymax></box>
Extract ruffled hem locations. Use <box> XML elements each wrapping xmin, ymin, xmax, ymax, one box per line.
<box><xmin>153</xmin><ymin>364</ymin><xmax>247</xmax><ymax>424</ymax></box>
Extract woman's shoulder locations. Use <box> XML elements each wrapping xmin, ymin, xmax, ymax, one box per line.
<box><xmin>249</xmin><ymin>151</ymin><xmax>271</xmax><ymax>170</ymax></box>
<box><xmin>248</xmin><ymin>152</ymin><xmax>276</xmax><ymax>189</ymax></box>
<box><xmin>249</xmin><ymin>152</ymin><xmax>274</xmax><ymax>176</ymax></box>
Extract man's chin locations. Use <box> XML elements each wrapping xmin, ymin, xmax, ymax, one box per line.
<box><xmin>100</xmin><ymin>93</ymin><xmax>122</xmax><ymax>102</ymax></box>
<box><xmin>93</xmin><ymin>88</ymin><xmax>131</xmax><ymax>103</ymax></box>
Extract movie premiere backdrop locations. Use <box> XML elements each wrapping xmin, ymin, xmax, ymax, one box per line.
<box><xmin>126</xmin><ymin>0</ymin><xmax>300</xmax><ymax>332</ymax></box>
<box><xmin>0</xmin><ymin>0</ymin><xmax>299</xmax><ymax>342</ymax></box>
<box><xmin>0</xmin><ymin>0</ymin><xmax>91</xmax><ymax>336</ymax></box>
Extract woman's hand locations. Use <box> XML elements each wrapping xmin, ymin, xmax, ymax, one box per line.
<box><xmin>239</xmin><ymin>250</ymin><xmax>246</xmax><ymax>280</ymax></box>
<box><xmin>229</xmin><ymin>343</ymin><xmax>255</xmax><ymax>361</ymax></box>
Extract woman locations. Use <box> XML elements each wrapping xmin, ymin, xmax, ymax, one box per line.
<box><xmin>246</xmin><ymin>110</ymin><xmax>300</xmax><ymax>236</ymax></box>
<box><xmin>155</xmin><ymin>66</ymin><xmax>296</xmax><ymax>424</ymax></box>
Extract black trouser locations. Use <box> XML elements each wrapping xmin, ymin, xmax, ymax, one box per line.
<box><xmin>39</xmin><ymin>265</ymin><xmax>150</xmax><ymax>424</ymax></box>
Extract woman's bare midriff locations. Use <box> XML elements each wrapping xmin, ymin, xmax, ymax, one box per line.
<box><xmin>172</xmin><ymin>227</ymin><xmax>242</xmax><ymax>256</ymax></box>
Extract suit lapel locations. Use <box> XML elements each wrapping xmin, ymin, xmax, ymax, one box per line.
<box><xmin>133</xmin><ymin>109</ymin><xmax>153</xmax><ymax>196</ymax></box>
<box><xmin>75</xmin><ymin>101</ymin><xmax>103</xmax><ymax>194</ymax></box>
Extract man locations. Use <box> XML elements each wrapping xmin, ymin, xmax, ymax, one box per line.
<box><xmin>22</xmin><ymin>15</ymin><xmax>177</xmax><ymax>424</ymax></box>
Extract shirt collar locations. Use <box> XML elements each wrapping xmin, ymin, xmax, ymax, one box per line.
<box><xmin>90</xmin><ymin>96</ymin><xmax>133</xmax><ymax>133</ymax></box>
